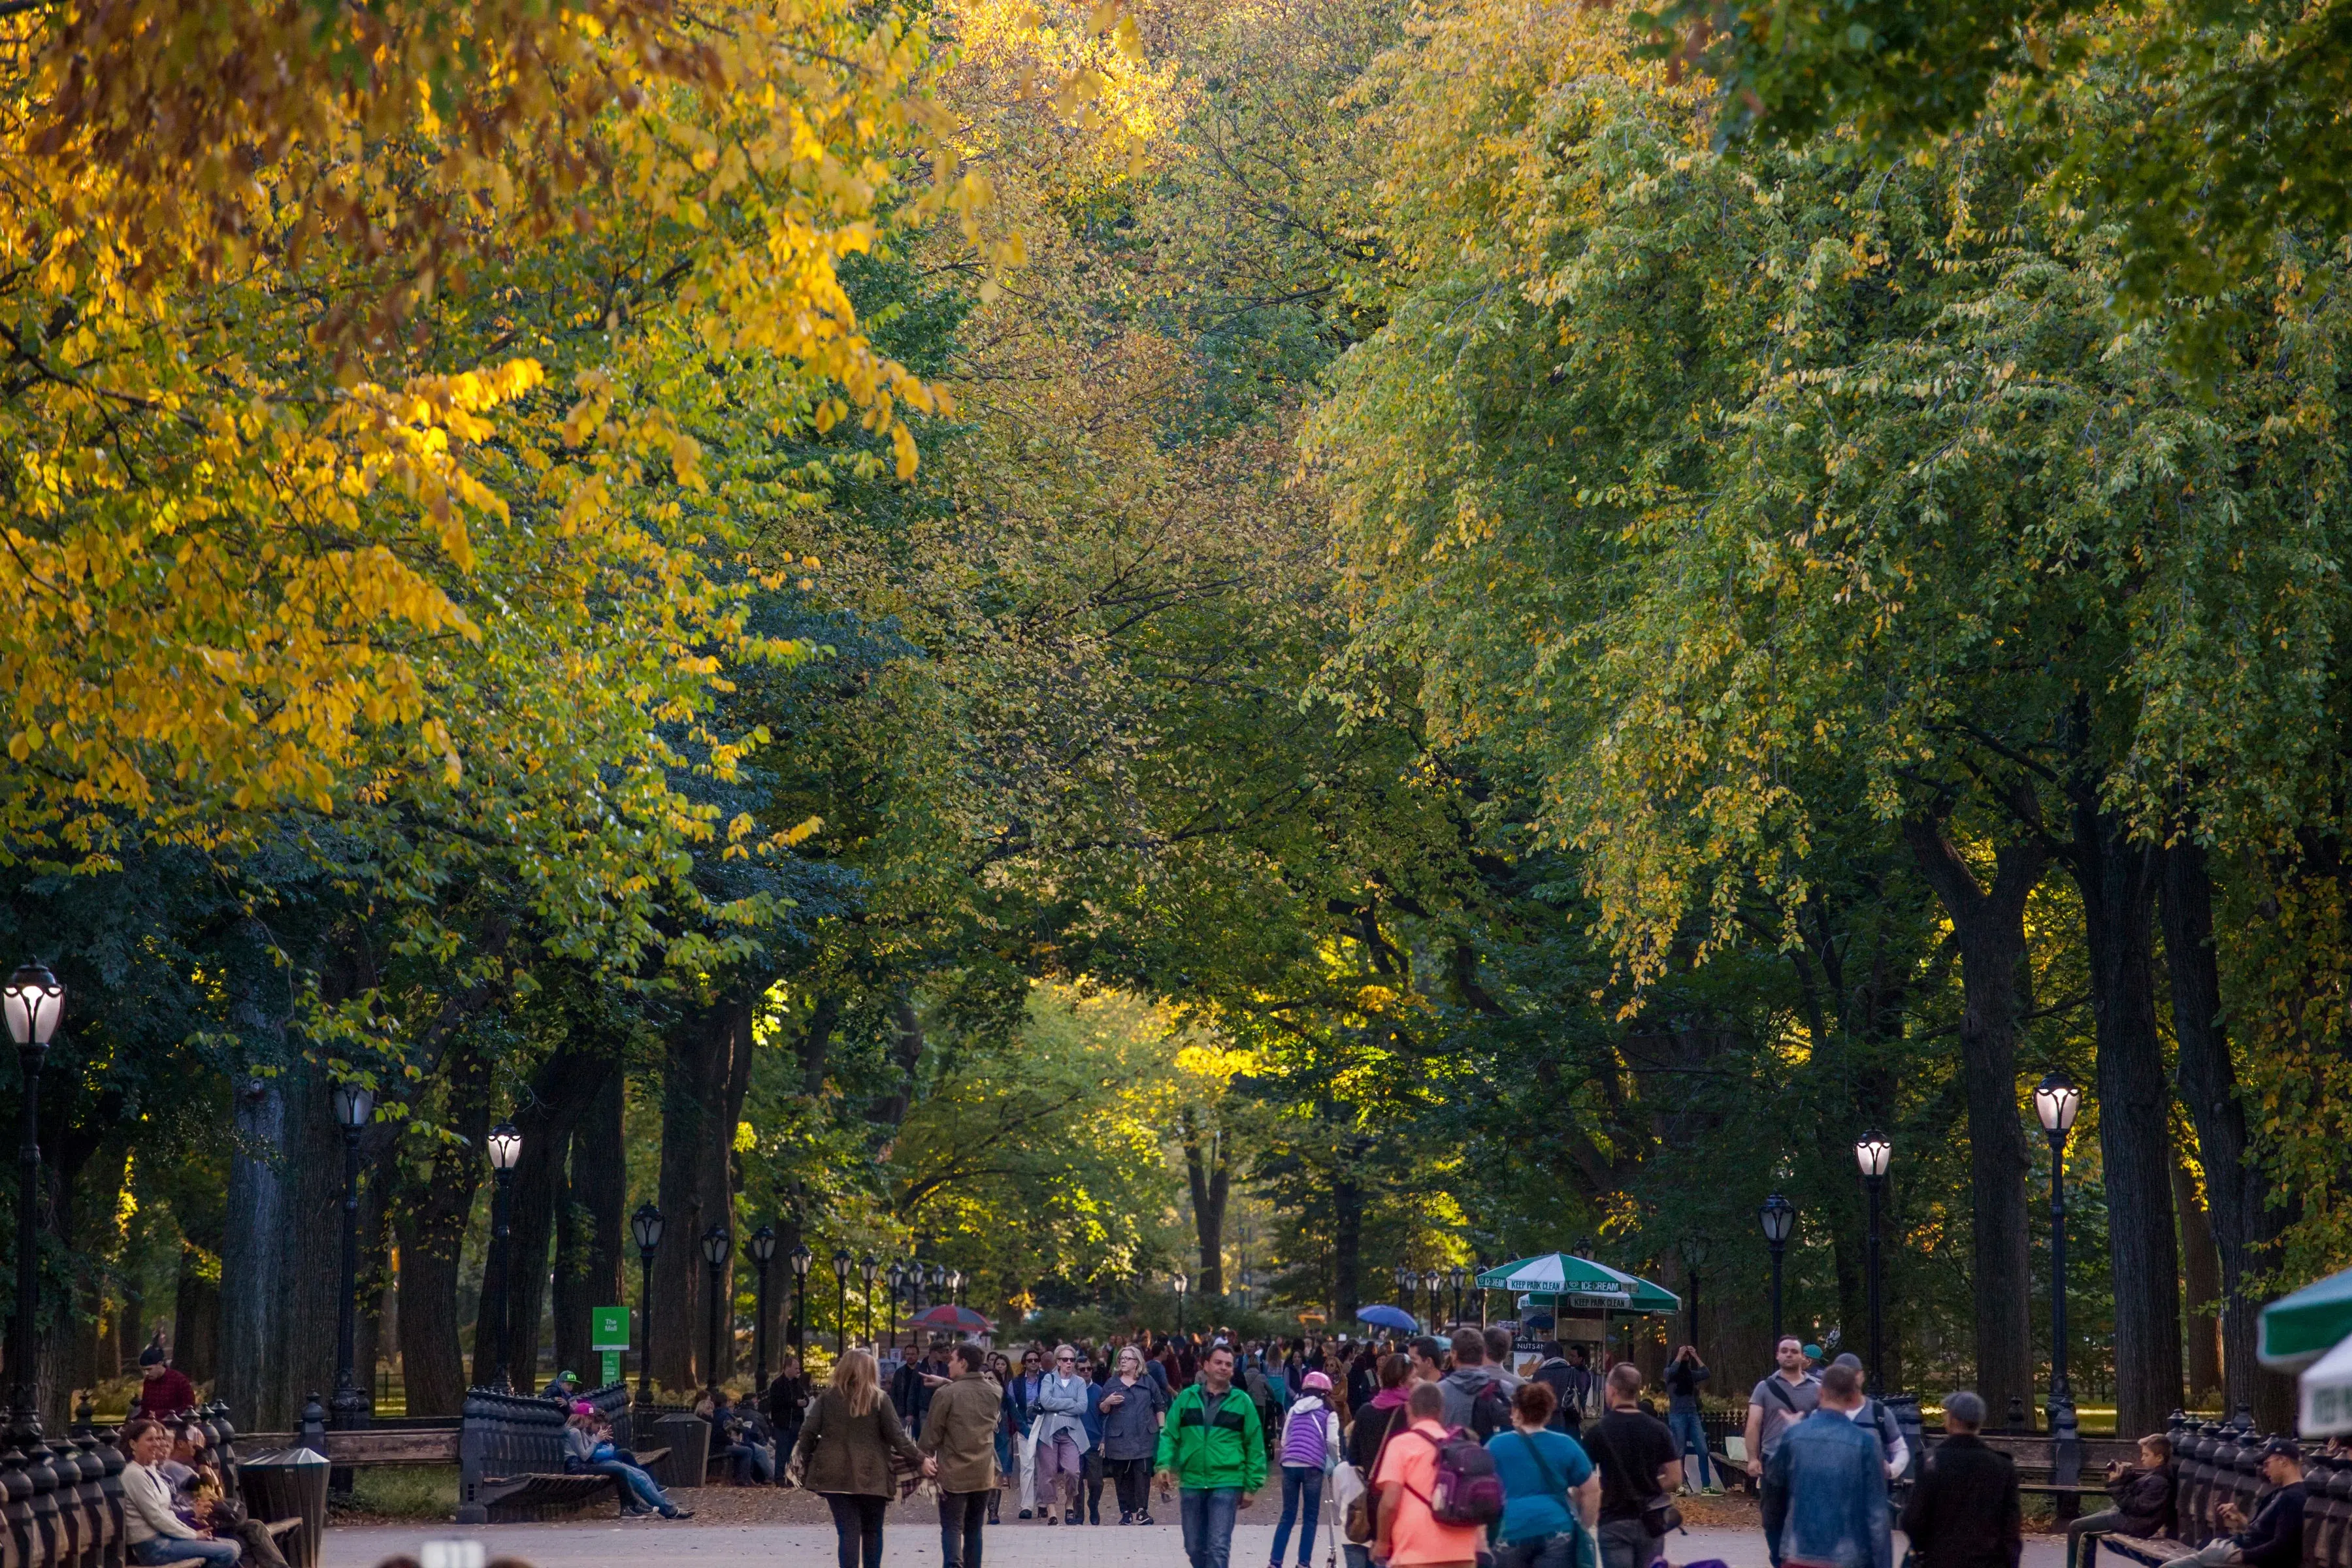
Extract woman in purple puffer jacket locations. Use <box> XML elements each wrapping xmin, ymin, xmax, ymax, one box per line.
<box><xmin>1269</xmin><ymin>1371</ymin><xmax>1342</xmax><ymax>1568</ymax></box>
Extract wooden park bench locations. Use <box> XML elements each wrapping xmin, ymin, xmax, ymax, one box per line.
<box><xmin>456</xmin><ymin>1381</ymin><xmax>665</xmax><ymax>1524</ymax></box>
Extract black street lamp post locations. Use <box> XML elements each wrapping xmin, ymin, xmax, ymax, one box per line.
<box><xmin>887</xmin><ymin>1260</ymin><xmax>907</xmax><ymax>1353</ymax></box>
<box><xmin>4</xmin><ymin>964</ymin><xmax>63</xmax><ymax>1447</ymax></box>
<box><xmin>331</xmin><ymin>1083</ymin><xmax>376</xmax><ymax>1441</ymax></box>
<box><xmin>830</xmin><ymin>1248</ymin><xmax>851</xmax><ymax>1357</ymax></box>
<box><xmin>1759</xmin><ymin>1194</ymin><xmax>1796</xmax><ymax>1344</ymax></box>
<box><xmin>1448</xmin><ymin>1265</ymin><xmax>1467</xmax><ymax>1327</ymax></box>
<box><xmin>1422</xmin><ymin>1269</ymin><xmax>1439</xmax><ymax>1327</ymax></box>
<box><xmin>2035</xmin><ymin>1071</ymin><xmax>2085</xmax><ymax>1482</ymax></box>
<box><xmin>702</xmin><ymin>1226</ymin><xmax>732</xmax><ymax>1396</ymax></box>
<box><xmin>751</xmin><ymin>1226</ymin><xmax>777</xmax><ymax>1391</ymax></box>
<box><xmin>1392</xmin><ymin>1264</ymin><xmax>1413</xmax><ymax>1324</ymax></box>
<box><xmin>631</xmin><ymin>1203</ymin><xmax>664</xmax><ymax>1413</ymax></box>
<box><xmin>949</xmin><ymin>1268</ymin><xmax>964</xmax><ymax>1307</ymax></box>
<box><xmin>789</xmin><ymin>1243</ymin><xmax>812</xmax><ymax>1354</ymax></box>
<box><xmin>1681</xmin><ymin>1237</ymin><xmax>1707</xmax><ymax>1350</ymax></box>
<box><xmin>485</xmin><ymin>1122</ymin><xmax>523</xmax><ymax>1390</ymax></box>
<box><xmin>858</xmin><ymin>1254</ymin><xmax>878</xmax><ymax>1348</ymax></box>
<box><xmin>1854</xmin><ymin>1132</ymin><xmax>1892</xmax><ymax>1394</ymax></box>
<box><xmin>1174</xmin><ymin>1272</ymin><xmax>1188</xmax><ymax>1337</ymax></box>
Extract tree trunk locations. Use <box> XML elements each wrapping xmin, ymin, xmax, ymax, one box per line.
<box><xmin>2069</xmin><ymin>802</ymin><xmax>2181</xmax><ymax>1433</ymax></box>
<box><xmin>218</xmin><ymin>1050</ymin><xmax>344</xmax><ymax>1430</ymax></box>
<box><xmin>394</xmin><ymin>1043</ymin><xmax>493</xmax><ymax>1418</ymax></box>
<box><xmin>493</xmin><ymin>1045</ymin><xmax>615</xmax><ymax>1390</ymax></box>
<box><xmin>1183</xmin><ymin>1107</ymin><xmax>1229</xmax><ymax>1299</ymax></box>
<box><xmin>2173</xmin><ymin>1158</ymin><xmax>2223</xmax><ymax>1408</ymax></box>
<box><xmin>872</xmin><ymin>991</ymin><xmax>925</xmax><ymax>1134</ymax></box>
<box><xmin>2161</xmin><ymin>837</ymin><xmax>2296</xmax><ymax>1429</ymax></box>
<box><xmin>172</xmin><ymin>1243</ymin><xmax>220</xmax><ymax>1387</ymax></box>
<box><xmin>553</xmin><ymin>1069</ymin><xmax>627</xmax><ymax>1382</ymax></box>
<box><xmin>1902</xmin><ymin>816</ymin><xmax>2043</xmax><ymax>1424</ymax></box>
<box><xmin>353</xmin><ymin>1125</ymin><xmax>396</xmax><ymax>1409</ymax></box>
<box><xmin>653</xmin><ymin>996</ymin><xmax>754</xmax><ymax>1394</ymax></box>
<box><xmin>71</xmin><ymin>1142</ymin><xmax>129</xmax><ymax>1394</ymax></box>
<box><xmin>1333</xmin><ymin>1149</ymin><xmax>1362</xmax><ymax>1322</ymax></box>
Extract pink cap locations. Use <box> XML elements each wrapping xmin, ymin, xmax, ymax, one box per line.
<box><xmin>1303</xmin><ymin>1371</ymin><xmax>1332</xmax><ymax>1392</ymax></box>
<box><xmin>573</xmin><ymin>1401</ymin><xmax>595</xmax><ymax>1416</ymax></box>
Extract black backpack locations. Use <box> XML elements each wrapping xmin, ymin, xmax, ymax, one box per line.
<box><xmin>1469</xmin><ymin>1379</ymin><xmax>1512</xmax><ymax>1441</ymax></box>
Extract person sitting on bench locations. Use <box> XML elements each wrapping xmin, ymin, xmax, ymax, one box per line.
<box><xmin>2071</xmin><ymin>1434</ymin><xmax>2176</xmax><ymax>1558</ymax></box>
<box><xmin>562</xmin><ymin>1408</ymin><xmax>692</xmax><ymax>1519</ymax></box>
<box><xmin>122</xmin><ymin>1418</ymin><xmax>241</xmax><ymax>1565</ymax></box>
<box><xmin>2159</xmin><ymin>1439</ymin><xmax>2305</xmax><ymax>1568</ymax></box>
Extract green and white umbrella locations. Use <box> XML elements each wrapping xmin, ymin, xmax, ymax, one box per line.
<box><xmin>2261</xmin><ymin>1266</ymin><xmax>2352</xmax><ymax>1371</ymax></box>
<box><xmin>2300</xmin><ymin>1331</ymin><xmax>2352</xmax><ymax>1436</ymax></box>
<box><xmin>1475</xmin><ymin>1254</ymin><xmax>1681</xmax><ymax>1313</ymax></box>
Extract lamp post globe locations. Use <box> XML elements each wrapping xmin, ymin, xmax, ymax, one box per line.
<box><xmin>485</xmin><ymin>1120</ymin><xmax>523</xmax><ymax>1390</ymax></box>
<box><xmin>1422</xmin><ymin>1269</ymin><xmax>1440</xmax><ymax>1326</ymax></box>
<box><xmin>1448</xmin><ymin>1264</ymin><xmax>1467</xmax><ymax>1326</ymax></box>
<box><xmin>1853</xmin><ymin>1131</ymin><xmax>1891</xmax><ymax>1393</ymax></box>
<box><xmin>2036</xmin><ymin>1070</ymin><xmax>2085</xmax><ymax>1470</ymax></box>
<box><xmin>3</xmin><ymin>962</ymin><xmax>63</xmax><ymax>1443</ymax></box>
<box><xmin>330</xmin><ymin>1082</ymin><xmax>376</xmax><ymax>1450</ymax></box>
<box><xmin>631</xmin><ymin>1203</ymin><xmax>664</xmax><ymax>1411</ymax></box>
<box><xmin>1759</xmin><ymin>1193</ymin><xmax>1797</xmax><ymax>1343</ymax></box>
<box><xmin>1173</xmin><ymin>1271</ymin><xmax>1189</xmax><ymax>1337</ymax></box>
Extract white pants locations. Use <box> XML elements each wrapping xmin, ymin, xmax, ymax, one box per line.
<box><xmin>1019</xmin><ymin>1427</ymin><xmax>1038</xmax><ymax>1511</ymax></box>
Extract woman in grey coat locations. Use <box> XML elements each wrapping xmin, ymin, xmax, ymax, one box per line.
<box><xmin>1098</xmin><ymin>1345</ymin><xmax>1168</xmax><ymax>1524</ymax></box>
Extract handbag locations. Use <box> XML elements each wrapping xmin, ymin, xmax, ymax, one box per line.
<box><xmin>1592</xmin><ymin>1416</ymin><xmax>1683</xmax><ymax>1539</ymax></box>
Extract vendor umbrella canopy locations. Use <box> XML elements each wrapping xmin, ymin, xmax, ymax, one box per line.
<box><xmin>2261</xmin><ymin>1266</ymin><xmax>2352</xmax><ymax>1371</ymax></box>
<box><xmin>911</xmin><ymin>1303</ymin><xmax>996</xmax><ymax>1334</ymax></box>
<box><xmin>1357</xmin><ymin>1304</ymin><xmax>1420</xmax><ymax>1332</ymax></box>
<box><xmin>2301</xmin><ymin>1331</ymin><xmax>2352</xmax><ymax>1435</ymax></box>
<box><xmin>1477</xmin><ymin>1254</ymin><xmax>1681</xmax><ymax>1312</ymax></box>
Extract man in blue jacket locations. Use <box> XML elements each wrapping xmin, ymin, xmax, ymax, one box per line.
<box><xmin>1763</xmin><ymin>1363</ymin><xmax>1892</xmax><ymax>1568</ymax></box>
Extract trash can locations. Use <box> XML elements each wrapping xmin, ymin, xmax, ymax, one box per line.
<box><xmin>648</xmin><ymin>1413</ymin><xmax>710</xmax><ymax>1492</ymax></box>
<box><xmin>237</xmin><ymin>1446</ymin><xmax>331</xmax><ymax>1568</ymax></box>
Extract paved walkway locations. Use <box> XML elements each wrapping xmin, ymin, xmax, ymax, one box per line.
<box><xmin>321</xmin><ymin>1518</ymin><xmax>2075</xmax><ymax>1568</ymax></box>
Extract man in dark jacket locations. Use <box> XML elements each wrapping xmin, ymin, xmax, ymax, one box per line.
<box><xmin>1900</xmin><ymin>1392</ymin><xmax>2021</xmax><ymax>1568</ymax></box>
<box><xmin>2070</xmin><ymin>1433</ymin><xmax>2176</xmax><ymax>1558</ymax></box>
<box><xmin>2158</xmin><ymin>1439</ymin><xmax>2307</xmax><ymax>1568</ymax></box>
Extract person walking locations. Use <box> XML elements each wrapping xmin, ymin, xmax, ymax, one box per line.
<box><xmin>1745</xmin><ymin>1335</ymin><xmax>1821</xmax><ymax>1554</ymax></box>
<box><xmin>1035</xmin><ymin>1344</ymin><xmax>1094</xmax><ymax>1525</ymax></box>
<box><xmin>2069</xmin><ymin>1433</ymin><xmax>2176</xmax><ymax>1563</ymax></box>
<box><xmin>1156</xmin><ymin>1342</ymin><xmax>1266</xmax><ymax>1568</ymax></box>
<box><xmin>1899</xmin><ymin>1392</ymin><xmax>2019</xmax><ymax>1568</ymax></box>
<box><xmin>794</xmin><ymin>1347</ymin><xmax>937</xmax><ymax>1568</ymax></box>
<box><xmin>1371</xmin><ymin>1380</ymin><xmax>1484</xmax><ymax>1568</ymax></box>
<box><xmin>2155</xmin><ymin>1438</ymin><xmax>2307</xmax><ymax>1568</ymax></box>
<box><xmin>1829</xmin><ymin>1354</ymin><xmax>1910</xmax><ymax>1481</ymax></box>
<box><xmin>1663</xmin><ymin>1347</ymin><xmax>1714</xmax><ymax>1494</ymax></box>
<box><xmin>1484</xmin><ymin>1328</ymin><xmax>1525</xmax><ymax>1393</ymax></box>
<box><xmin>1102</xmin><ymin>1345</ymin><xmax>1167</xmax><ymax>1524</ymax></box>
<box><xmin>1269</xmin><ymin>1370</ymin><xmax>1341</xmax><ymax>1568</ymax></box>
<box><xmin>1007</xmin><ymin>1347</ymin><xmax>1045</xmax><ymax>1518</ymax></box>
<box><xmin>1588</xmin><ymin>1363</ymin><xmax>1679</xmax><ymax>1568</ymax></box>
<box><xmin>1409</xmin><ymin>1337</ymin><xmax>1447</xmax><ymax>1388</ymax></box>
<box><xmin>988</xmin><ymin>1351</ymin><xmax>1019</xmax><ymax>1524</ymax></box>
<box><xmin>1533</xmin><ymin>1344</ymin><xmax>1593</xmax><ymax>1439</ymax></box>
<box><xmin>923</xmin><ymin>1343</ymin><xmax>1005</xmax><ymax>1568</ymax></box>
<box><xmin>1488</xmin><ymin>1381</ymin><xmax>1600</xmax><ymax>1568</ymax></box>
<box><xmin>1343</xmin><ymin>1353</ymin><xmax>1413</xmax><ymax>1568</ymax></box>
<box><xmin>1761</xmin><ymin>1363</ymin><xmax>1891</xmax><ymax>1568</ymax></box>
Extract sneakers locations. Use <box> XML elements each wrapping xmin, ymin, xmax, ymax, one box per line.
<box><xmin>1019</xmin><ymin>1510</ymin><xmax>1033</xmax><ymax>1520</ymax></box>
<box><xmin>1135</xmin><ymin>1512</ymin><xmax>1156</xmax><ymax>1526</ymax></box>
<box><xmin>1046</xmin><ymin>1512</ymin><xmax>1059</xmax><ymax>1526</ymax></box>
<box><xmin>1119</xmin><ymin>1512</ymin><xmax>1134</xmax><ymax>1526</ymax></box>
<box><xmin>621</xmin><ymin>1506</ymin><xmax>654</xmax><ymax>1518</ymax></box>
<box><xmin>660</xmin><ymin>1507</ymin><xmax>694</xmax><ymax>1520</ymax></box>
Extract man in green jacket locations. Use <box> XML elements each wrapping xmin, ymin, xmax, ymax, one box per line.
<box><xmin>1156</xmin><ymin>1343</ymin><xmax>1265</xmax><ymax>1568</ymax></box>
<box><xmin>923</xmin><ymin>1343</ymin><xmax>1004</xmax><ymax>1568</ymax></box>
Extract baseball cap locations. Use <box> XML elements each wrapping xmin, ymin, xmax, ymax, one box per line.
<box><xmin>1801</xmin><ymin>1344</ymin><xmax>1823</xmax><ymax>1360</ymax></box>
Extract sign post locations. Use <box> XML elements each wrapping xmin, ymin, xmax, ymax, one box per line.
<box><xmin>593</xmin><ymin>1306</ymin><xmax>630</xmax><ymax>1389</ymax></box>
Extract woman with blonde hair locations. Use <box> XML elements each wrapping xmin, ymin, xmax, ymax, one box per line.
<box><xmin>794</xmin><ymin>1348</ymin><xmax>934</xmax><ymax>1568</ymax></box>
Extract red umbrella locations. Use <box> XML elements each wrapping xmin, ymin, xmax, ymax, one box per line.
<box><xmin>911</xmin><ymin>1303</ymin><xmax>995</xmax><ymax>1334</ymax></box>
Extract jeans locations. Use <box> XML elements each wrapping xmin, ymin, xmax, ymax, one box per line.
<box><xmin>826</xmin><ymin>1492</ymin><xmax>890</xmax><ymax>1568</ymax></box>
<box><xmin>941</xmin><ymin>1488</ymin><xmax>990</xmax><ymax>1568</ymax></box>
<box><xmin>1271</xmin><ymin>1465</ymin><xmax>1324</xmax><ymax>1565</ymax></box>
<box><xmin>1343</xmin><ymin>1547</ymin><xmax>1372</xmax><ymax>1568</ymax></box>
<box><xmin>134</xmin><ymin>1540</ymin><xmax>241</xmax><ymax>1567</ymax></box>
<box><xmin>1497</xmin><ymin>1531</ymin><xmax>1583</xmax><ymax>1568</ymax></box>
<box><xmin>1666</xmin><ymin>1409</ymin><xmax>1713</xmax><ymax>1489</ymax></box>
<box><xmin>728</xmin><ymin>1440</ymin><xmax>776</xmax><ymax>1484</ymax></box>
<box><xmin>1083</xmin><ymin>1447</ymin><xmax>1105</xmax><ymax>1522</ymax></box>
<box><xmin>1597</xmin><ymin>1518</ymin><xmax>1658</xmax><ymax>1568</ymax></box>
<box><xmin>1181</xmin><ymin>1486</ymin><xmax>1243</xmax><ymax>1568</ymax></box>
<box><xmin>585</xmin><ymin>1458</ymin><xmax>670</xmax><ymax>1512</ymax></box>
<box><xmin>1108</xmin><ymin>1455</ymin><xmax>1152</xmax><ymax>1516</ymax></box>
<box><xmin>2157</xmin><ymin>1546</ymin><xmax>2244</xmax><ymax>1568</ymax></box>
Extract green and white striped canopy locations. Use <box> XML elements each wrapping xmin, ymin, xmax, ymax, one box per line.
<box><xmin>2262</xmin><ymin>1266</ymin><xmax>2352</xmax><ymax>1371</ymax></box>
<box><xmin>1475</xmin><ymin>1254</ymin><xmax>1681</xmax><ymax>1313</ymax></box>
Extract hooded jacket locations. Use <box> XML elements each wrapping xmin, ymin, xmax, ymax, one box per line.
<box><xmin>1155</xmin><ymin>1380</ymin><xmax>1267</xmax><ymax>1492</ymax></box>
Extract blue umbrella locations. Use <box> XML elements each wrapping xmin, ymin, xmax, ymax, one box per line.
<box><xmin>1357</xmin><ymin>1303</ymin><xmax>1420</xmax><ymax>1331</ymax></box>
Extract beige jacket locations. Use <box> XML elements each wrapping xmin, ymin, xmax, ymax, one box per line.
<box><xmin>122</xmin><ymin>1460</ymin><xmax>200</xmax><ymax>1544</ymax></box>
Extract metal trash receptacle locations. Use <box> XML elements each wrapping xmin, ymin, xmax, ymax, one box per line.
<box><xmin>237</xmin><ymin>1446</ymin><xmax>331</xmax><ymax>1568</ymax></box>
<box><xmin>648</xmin><ymin>1413</ymin><xmax>710</xmax><ymax>1491</ymax></box>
